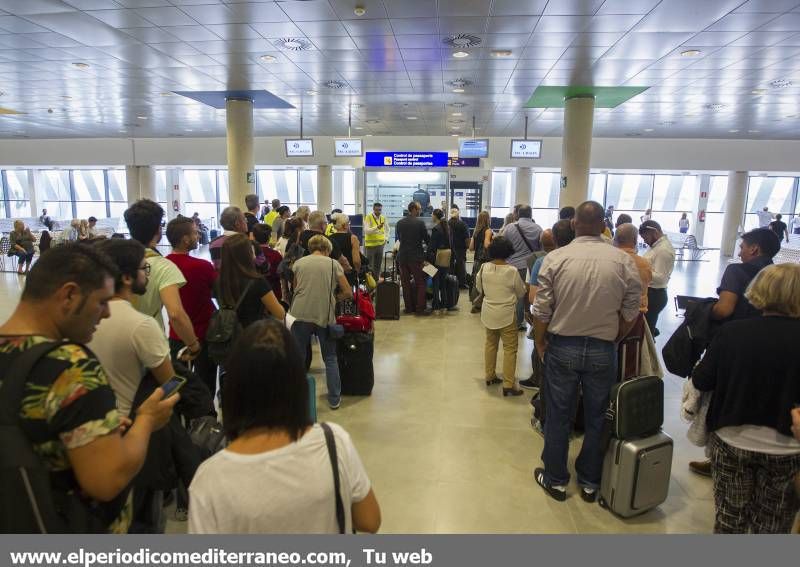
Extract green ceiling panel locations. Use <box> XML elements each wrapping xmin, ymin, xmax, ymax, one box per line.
<box><xmin>525</xmin><ymin>86</ymin><xmax>649</xmax><ymax>109</ymax></box>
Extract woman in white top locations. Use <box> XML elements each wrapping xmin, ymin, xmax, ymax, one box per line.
<box><xmin>475</xmin><ymin>236</ymin><xmax>527</xmax><ymax>397</ymax></box>
<box><xmin>679</xmin><ymin>212</ymin><xmax>690</xmax><ymax>234</ymax></box>
<box><xmin>189</xmin><ymin>319</ymin><xmax>381</xmax><ymax>534</ymax></box>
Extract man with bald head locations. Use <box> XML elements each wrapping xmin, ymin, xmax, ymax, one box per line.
<box><xmin>532</xmin><ymin>201</ymin><xmax>642</xmax><ymax>503</ymax></box>
<box><xmin>614</xmin><ymin>223</ymin><xmax>652</xmax><ymax>313</ymax></box>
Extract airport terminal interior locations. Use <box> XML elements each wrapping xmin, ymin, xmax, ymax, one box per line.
<box><xmin>1</xmin><ymin>0</ymin><xmax>800</xmax><ymax>534</ymax></box>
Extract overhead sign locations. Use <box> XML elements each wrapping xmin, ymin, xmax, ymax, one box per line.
<box><xmin>458</xmin><ymin>138</ymin><xmax>489</xmax><ymax>158</ymax></box>
<box><xmin>448</xmin><ymin>157</ymin><xmax>481</xmax><ymax>167</ymax></box>
<box><xmin>365</xmin><ymin>152</ymin><xmax>448</xmax><ymax>167</ymax></box>
<box><xmin>334</xmin><ymin>138</ymin><xmax>363</xmax><ymax>157</ymax></box>
<box><xmin>285</xmin><ymin>138</ymin><xmax>313</xmax><ymax>157</ymax></box>
<box><xmin>510</xmin><ymin>139</ymin><xmax>543</xmax><ymax>159</ymax></box>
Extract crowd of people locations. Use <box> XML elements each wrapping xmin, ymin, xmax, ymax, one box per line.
<box><xmin>1</xmin><ymin>193</ymin><xmax>798</xmax><ymax>535</ymax></box>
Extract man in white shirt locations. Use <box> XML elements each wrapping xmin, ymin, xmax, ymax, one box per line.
<box><xmin>792</xmin><ymin>215</ymin><xmax>800</xmax><ymax>235</ymax></box>
<box><xmin>89</xmin><ymin>239</ymin><xmax>175</xmax><ymax>416</ymax></box>
<box><xmin>639</xmin><ymin>220</ymin><xmax>675</xmax><ymax>337</ymax></box>
<box><xmin>756</xmin><ymin>207</ymin><xmax>773</xmax><ymax>228</ymax></box>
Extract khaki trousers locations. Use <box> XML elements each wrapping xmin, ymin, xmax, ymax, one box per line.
<box><xmin>484</xmin><ymin>320</ymin><xmax>519</xmax><ymax>389</ymax></box>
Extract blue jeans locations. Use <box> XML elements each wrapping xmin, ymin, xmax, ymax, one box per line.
<box><xmin>541</xmin><ymin>335</ymin><xmax>617</xmax><ymax>489</ymax></box>
<box><xmin>13</xmin><ymin>250</ymin><xmax>34</xmax><ymax>268</ymax></box>
<box><xmin>432</xmin><ymin>267</ymin><xmax>450</xmax><ymax>309</ymax></box>
<box><xmin>292</xmin><ymin>321</ymin><xmax>341</xmax><ymax>406</ymax></box>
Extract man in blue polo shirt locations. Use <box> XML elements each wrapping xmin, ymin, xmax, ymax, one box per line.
<box><xmin>504</xmin><ymin>205</ymin><xmax>543</xmax><ymax>330</ymax></box>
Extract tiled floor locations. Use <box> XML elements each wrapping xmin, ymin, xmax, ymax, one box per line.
<box><xmin>0</xmin><ymin>252</ymin><xmax>728</xmax><ymax>534</ymax></box>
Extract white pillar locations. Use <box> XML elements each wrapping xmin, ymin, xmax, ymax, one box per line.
<box><xmin>125</xmin><ymin>165</ymin><xmax>141</xmax><ymax>206</ymax></box>
<box><xmin>721</xmin><ymin>171</ymin><xmax>748</xmax><ymax>257</ymax></box>
<box><xmin>226</xmin><ymin>97</ymin><xmax>255</xmax><ymax>208</ymax></box>
<box><xmin>693</xmin><ymin>174</ymin><xmax>710</xmax><ymax>246</ymax></box>
<box><xmin>355</xmin><ymin>168</ymin><xmax>365</xmax><ymax>215</ymax></box>
<box><xmin>26</xmin><ymin>170</ymin><xmax>39</xmax><ymax>219</ymax></box>
<box><xmin>139</xmin><ymin>166</ymin><xmax>157</xmax><ymax>202</ymax></box>
<box><xmin>514</xmin><ymin>167</ymin><xmax>532</xmax><ymax>206</ymax></box>
<box><xmin>317</xmin><ymin>165</ymin><xmax>333</xmax><ymax>212</ymax></box>
<box><xmin>560</xmin><ymin>95</ymin><xmax>595</xmax><ymax>208</ymax></box>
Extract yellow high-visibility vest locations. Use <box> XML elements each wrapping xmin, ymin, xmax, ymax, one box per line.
<box><xmin>325</xmin><ymin>223</ymin><xmax>336</xmax><ymax>237</ymax></box>
<box><xmin>364</xmin><ymin>213</ymin><xmax>387</xmax><ymax>247</ymax></box>
<box><xmin>264</xmin><ymin>210</ymin><xmax>279</xmax><ymax>228</ymax></box>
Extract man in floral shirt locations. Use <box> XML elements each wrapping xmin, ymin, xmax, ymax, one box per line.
<box><xmin>0</xmin><ymin>244</ymin><xmax>177</xmax><ymax>533</ymax></box>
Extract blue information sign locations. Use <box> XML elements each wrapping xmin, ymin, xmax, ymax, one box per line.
<box><xmin>365</xmin><ymin>151</ymin><xmax>449</xmax><ymax>167</ymax></box>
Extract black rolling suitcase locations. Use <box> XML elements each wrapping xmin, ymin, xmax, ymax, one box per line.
<box><xmin>445</xmin><ymin>274</ymin><xmax>459</xmax><ymax>309</ymax></box>
<box><xmin>337</xmin><ymin>332</ymin><xmax>374</xmax><ymax>395</ymax></box>
<box><xmin>375</xmin><ymin>252</ymin><xmax>401</xmax><ymax>320</ymax></box>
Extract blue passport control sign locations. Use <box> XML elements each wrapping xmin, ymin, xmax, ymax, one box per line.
<box><xmin>365</xmin><ymin>152</ymin><xmax>449</xmax><ymax>167</ymax></box>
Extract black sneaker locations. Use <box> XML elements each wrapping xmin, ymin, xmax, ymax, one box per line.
<box><xmin>580</xmin><ymin>487</ymin><xmax>597</xmax><ymax>503</ymax></box>
<box><xmin>519</xmin><ymin>378</ymin><xmax>539</xmax><ymax>390</ymax></box>
<box><xmin>534</xmin><ymin>468</ymin><xmax>566</xmax><ymax>502</ymax></box>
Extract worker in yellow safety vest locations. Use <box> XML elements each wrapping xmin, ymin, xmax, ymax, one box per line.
<box><xmin>364</xmin><ymin>202</ymin><xmax>389</xmax><ymax>276</ymax></box>
<box><xmin>325</xmin><ymin>209</ymin><xmax>342</xmax><ymax>237</ymax></box>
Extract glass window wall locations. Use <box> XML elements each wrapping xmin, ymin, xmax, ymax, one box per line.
<box><xmin>490</xmin><ymin>169</ymin><xmax>513</xmax><ymax>219</ymax></box>
<box><xmin>1</xmin><ymin>170</ymin><xmax>31</xmax><ymax>219</ymax></box>
<box><xmin>744</xmin><ymin>176</ymin><xmax>796</xmax><ymax>231</ymax></box>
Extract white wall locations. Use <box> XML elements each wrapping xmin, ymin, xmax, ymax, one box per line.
<box><xmin>1</xmin><ymin>136</ymin><xmax>799</xmax><ymax>174</ymax></box>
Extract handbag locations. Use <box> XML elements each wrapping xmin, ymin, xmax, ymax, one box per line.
<box><xmin>471</xmin><ymin>264</ymin><xmax>485</xmax><ymax>308</ymax></box>
<box><xmin>434</xmin><ymin>248</ymin><xmax>452</xmax><ymax>268</ymax></box>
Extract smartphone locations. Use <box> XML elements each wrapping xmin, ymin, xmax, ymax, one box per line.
<box><xmin>161</xmin><ymin>375</ymin><xmax>187</xmax><ymax>398</ymax></box>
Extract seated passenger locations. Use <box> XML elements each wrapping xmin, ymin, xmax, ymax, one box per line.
<box><xmin>0</xmin><ymin>244</ymin><xmax>176</xmax><ymax>533</ymax></box>
<box><xmin>692</xmin><ymin>263</ymin><xmax>800</xmax><ymax>533</ymax></box>
<box><xmin>188</xmin><ymin>319</ymin><xmax>381</xmax><ymax>534</ymax></box>
<box><xmin>9</xmin><ymin>219</ymin><xmax>35</xmax><ymax>275</ymax></box>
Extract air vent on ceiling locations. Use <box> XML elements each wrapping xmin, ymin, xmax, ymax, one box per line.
<box><xmin>769</xmin><ymin>79</ymin><xmax>792</xmax><ymax>89</ymax></box>
<box><xmin>704</xmin><ymin>103</ymin><xmax>727</xmax><ymax>111</ymax></box>
<box><xmin>447</xmin><ymin>78</ymin><xmax>473</xmax><ymax>88</ymax></box>
<box><xmin>443</xmin><ymin>34</ymin><xmax>482</xmax><ymax>48</ymax></box>
<box><xmin>449</xmin><ymin>102</ymin><xmax>468</xmax><ymax>108</ymax></box>
<box><xmin>273</xmin><ymin>37</ymin><xmax>312</xmax><ymax>51</ymax></box>
<box><xmin>625</xmin><ymin>132</ymin><xmax>642</xmax><ymax>137</ymax></box>
<box><xmin>325</xmin><ymin>80</ymin><xmax>346</xmax><ymax>89</ymax></box>
<box><xmin>448</xmin><ymin>119</ymin><xmax>466</xmax><ymax>124</ymax></box>
<box><xmin>660</xmin><ymin>121</ymin><xmax>675</xmax><ymax>126</ymax></box>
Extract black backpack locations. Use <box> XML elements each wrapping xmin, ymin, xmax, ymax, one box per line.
<box><xmin>0</xmin><ymin>341</ymin><xmax>118</xmax><ymax>533</ymax></box>
<box><xmin>206</xmin><ymin>280</ymin><xmax>254</xmax><ymax>365</ymax></box>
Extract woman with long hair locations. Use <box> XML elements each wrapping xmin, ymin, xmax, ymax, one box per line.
<box><xmin>276</xmin><ymin>217</ymin><xmax>306</xmax><ymax>303</ymax></box>
<box><xmin>218</xmin><ymin>234</ymin><xmax>285</xmax><ymax>328</ymax></box>
<box><xmin>9</xmin><ymin>220</ymin><xmax>35</xmax><ymax>275</ymax></box>
<box><xmin>188</xmin><ymin>319</ymin><xmax>381</xmax><ymax>533</ymax></box>
<box><xmin>469</xmin><ymin>211</ymin><xmax>494</xmax><ymax>312</ymax></box>
<box><xmin>427</xmin><ymin>208</ymin><xmax>453</xmax><ymax>313</ymax></box>
<box><xmin>328</xmin><ymin>213</ymin><xmax>361</xmax><ymax>286</ymax></box>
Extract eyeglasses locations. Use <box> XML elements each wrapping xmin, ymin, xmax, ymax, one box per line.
<box><xmin>139</xmin><ymin>263</ymin><xmax>151</xmax><ymax>276</ymax></box>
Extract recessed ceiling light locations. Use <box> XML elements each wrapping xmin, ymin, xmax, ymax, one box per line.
<box><xmin>452</xmin><ymin>88</ymin><xmax>465</xmax><ymax>93</ymax></box>
<box><xmin>452</xmin><ymin>51</ymin><xmax>469</xmax><ymax>58</ymax></box>
<box><xmin>305</xmin><ymin>90</ymin><xmax>317</xmax><ymax>95</ymax></box>
<box><xmin>406</xmin><ymin>116</ymin><xmax>418</xmax><ymax>120</ymax></box>
<box><xmin>752</xmin><ymin>89</ymin><xmax>768</xmax><ymax>95</ymax></box>
<box><xmin>452</xmin><ymin>112</ymin><xmax>463</xmax><ymax>116</ymax></box>
<box><xmin>160</xmin><ymin>92</ymin><xmax>172</xmax><ymax>96</ymax></box>
<box><xmin>748</xmin><ymin>129</ymin><xmax>760</xmax><ymax>133</ymax></box>
<box><xmin>354</xmin><ymin>126</ymin><xmax>363</xmax><ymax>130</ymax></box>
<box><xmin>71</xmin><ymin>62</ymin><xmax>90</xmax><ymax>69</ymax></box>
<box><xmin>729</xmin><ymin>129</ymin><xmax>739</xmax><ymax>133</ymax></box>
<box><xmin>644</xmin><ymin>128</ymin><xmax>654</xmax><ymax>132</ymax></box>
<box><xmin>491</xmin><ymin>50</ymin><xmax>512</xmax><ymax>57</ymax></box>
<box><xmin>260</xmin><ymin>54</ymin><xmax>277</xmax><ymax>62</ymax></box>
<box><xmin>137</xmin><ymin>115</ymin><xmax>148</xmax><ymax>120</ymax></box>
<box><xmin>451</xmin><ymin>134</ymin><xmax>459</xmax><ymax>137</ymax></box>
<box><xmin>680</xmin><ymin>49</ymin><xmax>702</xmax><ymax>57</ymax></box>
<box><xmin>365</xmin><ymin>134</ymin><xmax>373</xmax><ymax>137</ymax></box>
<box><xmin>185</xmin><ymin>129</ymin><xmax>193</xmax><ymax>132</ymax></box>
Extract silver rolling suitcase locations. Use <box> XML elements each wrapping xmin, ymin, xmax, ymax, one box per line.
<box><xmin>599</xmin><ymin>431</ymin><xmax>673</xmax><ymax>518</ymax></box>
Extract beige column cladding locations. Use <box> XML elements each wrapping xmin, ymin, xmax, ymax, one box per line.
<box><xmin>514</xmin><ymin>167</ymin><xmax>532</xmax><ymax>206</ymax></box>
<box><xmin>559</xmin><ymin>95</ymin><xmax>595</xmax><ymax>208</ymax></box>
<box><xmin>226</xmin><ymin>97</ymin><xmax>256</xmax><ymax>209</ymax></box>
<box><xmin>138</xmin><ymin>165</ymin><xmax>157</xmax><ymax>202</ymax></box>
<box><xmin>721</xmin><ymin>171</ymin><xmax>748</xmax><ymax>257</ymax></box>
<box><xmin>317</xmin><ymin>165</ymin><xmax>333</xmax><ymax>212</ymax></box>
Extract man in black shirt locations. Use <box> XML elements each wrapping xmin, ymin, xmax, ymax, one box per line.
<box><xmin>395</xmin><ymin>201</ymin><xmax>431</xmax><ymax>315</ymax></box>
<box><xmin>448</xmin><ymin>206</ymin><xmax>470</xmax><ymax>288</ymax></box>
<box><xmin>299</xmin><ymin>210</ymin><xmax>342</xmax><ymax>260</ymax></box>
<box><xmin>244</xmin><ymin>194</ymin><xmax>260</xmax><ymax>236</ymax></box>
<box><xmin>689</xmin><ymin>227</ymin><xmax>780</xmax><ymax>477</ymax></box>
<box><xmin>769</xmin><ymin>213</ymin><xmax>789</xmax><ymax>244</ymax></box>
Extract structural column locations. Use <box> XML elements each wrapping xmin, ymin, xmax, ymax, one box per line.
<box><xmin>138</xmin><ymin>166</ymin><xmax>157</xmax><ymax>202</ymax></box>
<box><xmin>693</xmin><ymin>174</ymin><xmax>710</xmax><ymax>246</ymax></box>
<box><xmin>721</xmin><ymin>171</ymin><xmax>748</xmax><ymax>257</ymax></box>
<box><xmin>27</xmin><ymin>170</ymin><xmax>39</xmax><ymax>218</ymax></box>
<box><xmin>317</xmin><ymin>165</ymin><xmax>333</xmax><ymax>212</ymax></box>
<box><xmin>560</xmin><ymin>95</ymin><xmax>595</xmax><ymax>208</ymax></box>
<box><xmin>125</xmin><ymin>165</ymin><xmax>140</xmax><ymax>205</ymax></box>
<box><xmin>226</xmin><ymin>97</ymin><xmax>255</xmax><ymax>209</ymax></box>
<box><xmin>514</xmin><ymin>167</ymin><xmax>532</xmax><ymax>206</ymax></box>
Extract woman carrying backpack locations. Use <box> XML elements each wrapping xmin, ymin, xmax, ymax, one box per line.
<box><xmin>218</xmin><ymin>234</ymin><xmax>285</xmax><ymax>329</ymax></box>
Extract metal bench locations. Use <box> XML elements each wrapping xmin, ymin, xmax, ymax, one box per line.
<box><xmin>674</xmin><ymin>234</ymin><xmax>718</xmax><ymax>262</ymax></box>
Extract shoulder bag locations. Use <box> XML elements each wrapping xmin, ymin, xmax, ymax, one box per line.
<box><xmin>513</xmin><ymin>224</ymin><xmax>539</xmax><ymax>270</ymax></box>
<box><xmin>327</xmin><ymin>260</ymin><xmax>345</xmax><ymax>339</ymax></box>
<box><xmin>321</xmin><ymin>423</ymin><xmax>347</xmax><ymax>534</ymax></box>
